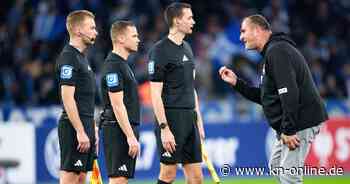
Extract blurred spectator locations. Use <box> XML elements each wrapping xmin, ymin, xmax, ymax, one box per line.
<box><xmin>33</xmin><ymin>0</ymin><xmax>65</xmax><ymax>41</ymax></box>
<box><xmin>342</xmin><ymin>63</ymin><xmax>350</xmax><ymax>99</ymax></box>
<box><xmin>194</xmin><ymin>14</ymin><xmax>223</xmax><ymax>97</ymax></box>
<box><xmin>263</xmin><ymin>0</ymin><xmax>290</xmax><ymax>33</ymax></box>
<box><xmin>324</xmin><ymin>75</ymin><xmax>347</xmax><ymax>99</ymax></box>
<box><xmin>6</xmin><ymin>0</ymin><xmax>25</xmax><ymax>33</ymax></box>
<box><xmin>309</xmin><ymin>59</ymin><xmax>326</xmax><ymax>96</ymax></box>
<box><xmin>302</xmin><ymin>32</ymin><xmax>321</xmax><ymax>62</ymax></box>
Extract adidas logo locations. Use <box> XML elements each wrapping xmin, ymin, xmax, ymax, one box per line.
<box><xmin>118</xmin><ymin>164</ymin><xmax>128</xmax><ymax>172</ymax></box>
<box><xmin>74</xmin><ymin>160</ymin><xmax>83</xmax><ymax>167</ymax></box>
<box><xmin>182</xmin><ymin>55</ymin><xmax>189</xmax><ymax>62</ymax></box>
<box><xmin>162</xmin><ymin>152</ymin><xmax>172</xmax><ymax>158</ymax></box>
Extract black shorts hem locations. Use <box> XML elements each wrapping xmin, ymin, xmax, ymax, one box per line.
<box><xmin>108</xmin><ymin>172</ymin><xmax>134</xmax><ymax>179</ymax></box>
<box><xmin>160</xmin><ymin>160</ymin><xmax>177</xmax><ymax>165</ymax></box>
<box><xmin>60</xmin><ymin>167</ymin><xmax>92</xmax><ymax>173</ymax></box>
<box><xmin>160</xmin><ymin>158</ymin><xmax>202</xmax><ymax>165</ymax></box>
<box><xmin>182</xmin><ymin>158</ymin><xmax>203</xmax><ymax>165</ymax></box>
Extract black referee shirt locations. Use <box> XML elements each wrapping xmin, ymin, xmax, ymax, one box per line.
<box><xmin>148</xmin><ymin>38</ymin><xmax>195</xmax><ymax>109</ymax></box>
<box><xmin>56</xmin><ymin>44</ymin><xmax>96</xmax><ymax>118</ymax></box>
<box><xmin>100</xmin><ymin>52</ymin><xmax>140</xmax><ymax>125</ymax></box>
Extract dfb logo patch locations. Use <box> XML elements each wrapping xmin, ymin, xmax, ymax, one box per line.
<box><xmin>148</xmin><ymin>61</ymin><xmax>155</xmax><ymax>75</ymax></box>
<box><xmin>60</xmin><ymin>65</ymin><xmax>73</xmax><ymax>79</ymax></box>
<box><xmin>106</xmin><ymin>73</ymin><xmax>119</xmax><ymax>87</ymax></box>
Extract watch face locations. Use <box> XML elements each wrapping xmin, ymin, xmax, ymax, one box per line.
<box><xmin>160</xmin><ymin>123</ymin><xmax>167</xmax><ymax>129</ymax></box>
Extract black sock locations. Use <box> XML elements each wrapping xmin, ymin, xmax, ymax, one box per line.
<box><xmin>157</xmin><ymin>179</ymin><xmax>171</xmax><ymax>184</ymax></box>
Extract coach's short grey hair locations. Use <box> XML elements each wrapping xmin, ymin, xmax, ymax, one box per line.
<box><xmin>245</xmin><ymin>14</ymin><xmax>271</xmax><ymax>30</ymax></box>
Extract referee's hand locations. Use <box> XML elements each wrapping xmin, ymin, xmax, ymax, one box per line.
<box><xmin>77</xmin><ymin>131</ymin><xmax>91</xmax><ymax>153</ymax></box>
<box><xmin>161</xmin><ymin>127</ymin><xmax>176</xmax><ymax>153</ymax></box>
<box><xmin>127</xmin><ymin>136</ymin><xmax>140</xmax><ymax>159</ymax></box>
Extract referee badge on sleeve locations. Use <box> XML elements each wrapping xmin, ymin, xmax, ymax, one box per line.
<box><xmin>60</xmin><ymin>65</ymin><xmax>73</xmax><ymax>79</ymax></box>
<box><xmin>106</xmin><ymin>73</ymin><xmax>119</xmax><ymax>87</ymax></box>
<box><xmin>148</xmin><ymin>61</ymin><xmax>155</xmax><ymax>74</ymax></box>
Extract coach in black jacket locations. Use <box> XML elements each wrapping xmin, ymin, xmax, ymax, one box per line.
<box><xmin>219</xmin><ymin>14</ymin><xmax>328</xmax><ymax>184</ymax></box>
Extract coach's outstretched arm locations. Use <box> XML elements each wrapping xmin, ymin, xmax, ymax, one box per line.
<box><xmin>219</xmin><ymin>66</ymin><xmax>262</xmax><ymax>104</ymax></box>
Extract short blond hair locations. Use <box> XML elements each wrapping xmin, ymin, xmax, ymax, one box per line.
<box><xmin>66</xmin><ymin>10</ymin><xmax>95</xmax><ymax>36</ymax></box>
<box><xmin>110</xmin><ymin>20</ymin><xmax>135</xmax><ymax>43</ymax></box>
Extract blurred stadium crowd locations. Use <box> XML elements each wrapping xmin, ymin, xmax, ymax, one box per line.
<box><xmin>1</xmin><ymin>0</ymin><xmax>350</xmax><ymax>107</ymax></box>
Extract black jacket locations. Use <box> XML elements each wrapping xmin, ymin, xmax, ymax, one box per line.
<box><xmin>233</xmin><ymin>33</ymin><xmax>328</xmax><ymax>135</ymax></box>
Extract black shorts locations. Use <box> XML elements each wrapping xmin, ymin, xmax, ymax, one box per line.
<box><xmin>58</xmin><ymin>115</ymin><xmax>96</xmax><ymax>173</ymax></box>
<box><xmin>101</xmin><ymin>121</ymin><xmax>139</xmax><ymax>178</ymax></box>
<box><xmin>155</xmin><ymin>108</ymin><xmax>202</xmax><ymax>165</ymax></box>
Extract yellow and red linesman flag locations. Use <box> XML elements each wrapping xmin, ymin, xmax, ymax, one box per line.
<box><xmin>90</xmin><ymin>159</ymin><xmax>103</xmax><ymax>184</ymax></box>
<box><xmin>202</xmin><ymin>144</ymin><xmax>221</xmax><ymax>184</ymax></box>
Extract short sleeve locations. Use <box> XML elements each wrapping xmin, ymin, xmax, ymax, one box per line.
<box><xmin>148</xmin><ymin>47</ymin><xmax>167</xmax><ymax>82</ymax></box>
<box><xmin>57</xmin><ymin>52</ymin><xmax>79</xmax><ymax>86</ymax></box>
<box><xmin>105</xmin><ymin>64</ymin><xmax>124</xmax><ymax>93</ymax></box>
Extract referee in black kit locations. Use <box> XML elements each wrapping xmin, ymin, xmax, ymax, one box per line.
<box><xmin>99</xmin><ymin>21</ymin><xmax>140</xmax><ymax>184</ymax></box>
<box><xmin>55</xmin><ymin>10</ymin><xmax>98</xmax><ymax>184</ymax></box>
<box><xmin>219</xmin><ymin>14</ymin><xmax>328</xmax><ymax>184</ymax></box>
<box><xmin>148</xmin><ymin>2</ymin><xmax>205</xmax><ymax>184</ymax></box>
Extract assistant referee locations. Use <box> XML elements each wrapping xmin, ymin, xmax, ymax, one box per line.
<box><xmin>55</xmin><ymin>10</ymin><xmax>98</xmax><ymax>184</ymax></box>
<box><xmin>99</xmin><ymin>21</ymin><xmax>141</xmax><ymax>184</ymax></box>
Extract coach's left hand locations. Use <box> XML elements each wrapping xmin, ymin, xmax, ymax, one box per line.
<box><xmin>281</xmin><ymin>133</ymin><xmax>300</xmax><ymax>150</ymax></box>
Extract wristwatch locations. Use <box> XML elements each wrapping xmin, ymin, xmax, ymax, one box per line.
<box><xmin>159</xmin><ymin>122</ymin><xmax>168</xmax><ymax>129</ymax></box>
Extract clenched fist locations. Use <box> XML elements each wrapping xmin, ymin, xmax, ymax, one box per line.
<box><xmin>219</xmin><ymin>66</ymin><xmax>238</xmax><ymax>86</ymax></box>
